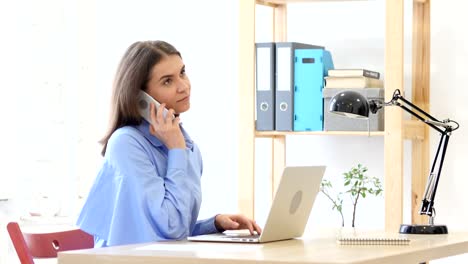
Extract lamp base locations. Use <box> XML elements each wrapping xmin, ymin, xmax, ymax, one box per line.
<box><xmin>399</xmin><ymin>224</ymin><xmax>448</xmax><ymax>234</ymax></box>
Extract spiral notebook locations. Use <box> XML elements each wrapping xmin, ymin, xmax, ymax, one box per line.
<box><xmin>337</xmin><ymin>236</ymin><xmax>410</xmax><ymax>245</ymax></box>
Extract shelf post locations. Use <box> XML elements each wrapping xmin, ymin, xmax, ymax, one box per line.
<box><xmin>411</xmin><ymin>0</ymin><xmax>431</xmax><ymax>225</ymax></box>
<box><xmin>272</xmin><ymin>136</ymin><xmax>286</xmax><ymax>198</ymax></box>
<box><xmin>385</xmin><ymin>0</ymin><xmax>405</xmax><ymax>232</ymax></box>
<box><xmin>271</xmin><ymin>4</ymin><xmax>288</xmax><ymax>197</ymax></box>
<box><xmin>238</xmin><ymin>0</ymin><xmax>256</xmax><ymax>218</ymax></box>
<box><xmin>273</xmin><ymin>3</ymin><xmax>287</xmax><ymax>42</ymax></box>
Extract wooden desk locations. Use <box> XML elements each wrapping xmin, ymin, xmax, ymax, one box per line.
<box><xmin>58</xmin><ymin>232</ymin><xmax>468</xmax><ymax>264</ymax></box>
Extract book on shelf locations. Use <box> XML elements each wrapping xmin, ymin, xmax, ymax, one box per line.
<box><xmin>274</xmin><ymin>42</ymin><xmax>324</xmax><ymax>131</ymax></box>
<box><xmin>328</xmin><ymin>69</ymin><xmax>380</xmax><ymax>79</ymax></box>
<box><xmin>324</xmin><ymin>76</ymin><xmax>384</xmax><ymax>89</ymax></box>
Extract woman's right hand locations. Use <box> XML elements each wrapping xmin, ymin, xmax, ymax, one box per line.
<box><xmin>148</xmin><ymin>103</ymin><xmax>186</xmax><ymax>149</ymax></box>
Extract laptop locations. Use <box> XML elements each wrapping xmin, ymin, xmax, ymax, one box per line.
<box><xmin>188</xmin><ymin>166</ymin><xmax>326</xmax><ymax>243</ymax></box>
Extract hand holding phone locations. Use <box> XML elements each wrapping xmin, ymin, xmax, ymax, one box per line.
<box><xmin>138</xmin><ymin>91</ymin><xmax>174</xmax><ymax>124</ymax></box>
<box><xmin>138</xmin><ymin>91</ymin><xmax>185</xmax><ymax>149</ymax></box>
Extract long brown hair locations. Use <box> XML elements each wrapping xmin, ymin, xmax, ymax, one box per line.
<box><xmin>100</xmin><ymin>40</ymin><xmax>181</xmax><ymax>156</ymax></box>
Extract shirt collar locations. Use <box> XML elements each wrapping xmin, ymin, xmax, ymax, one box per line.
<box><xmin>135</xmin><ymin>120</ymin><xmax>194</xmax><ymax>150</ymax></box>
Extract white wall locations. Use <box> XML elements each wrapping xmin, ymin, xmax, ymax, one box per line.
<box><xmin>0</xmin><ymin>1</ymin><xmax>238</xmax><ymax>263</ymax></box>
<box><xmin>0</xmin><ymin>0</ymin><xmax>239</xmax><ymax>217</ymax></box>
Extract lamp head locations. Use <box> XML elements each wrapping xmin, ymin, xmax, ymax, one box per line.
<box><xmin>329</xmin><ymin>91</ymin><xmax>382</xmax><ymax>118</ymax></box>
<box><xmin>329</xmin><ymin>91</ymin><xmax>371</xmax><ymax>119</ymax></box>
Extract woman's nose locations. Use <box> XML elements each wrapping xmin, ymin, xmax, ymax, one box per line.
<box><xmin>177</xmin><ymin>78</ymin><xmax>190</xmax><ymax>93</ymax></box>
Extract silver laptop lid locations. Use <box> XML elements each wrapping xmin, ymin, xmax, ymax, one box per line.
<box><xmin>259</xmin><ymin>166</ymin><xmax>326</xmax><ymax>242</ymax></box>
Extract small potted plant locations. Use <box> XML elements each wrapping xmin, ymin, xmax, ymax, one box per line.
<box><xmin>320</xmin><ymin>164</ymin><xmax>383</xmax><ymax>228</ymax></box>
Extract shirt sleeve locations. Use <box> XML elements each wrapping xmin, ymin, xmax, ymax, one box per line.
<box><xmin>191</xmin><ymin>216</ymin><xmax>220</xmax><ymax>236</ymax></box>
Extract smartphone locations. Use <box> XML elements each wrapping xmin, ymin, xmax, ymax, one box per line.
<box><xmin>137</xmin><ymin>91</ymin><xmax>173</xmax><ymax>124</ymax></box>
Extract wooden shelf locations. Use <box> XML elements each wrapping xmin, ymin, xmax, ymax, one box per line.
<box><xmin>255</xmin><ymin>131</ymin><xmax>385</xmax><ymax>137</ymax></box>
<box><xmin>238</xmin><ymin>0</ymin><xmax>431</xmax><ymax>231</ymax></box>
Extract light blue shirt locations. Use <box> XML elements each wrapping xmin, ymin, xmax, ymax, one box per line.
<box><xmin>76</xmin><ymin>120</ymin><xmax>219</xmax><ymax>247</ymax></box>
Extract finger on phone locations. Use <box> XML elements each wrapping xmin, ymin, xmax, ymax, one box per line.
<box><xmin>149</xmin><ymin>103</ymin><xmax>157</xmax><ymax>124</ymax></box>
<box><xmin>166</xmin><ymin>108</ymin><xmax>175</xmax><ymax>122</ymax></box>
<box><xmin>172</xmin><ymin>116</ymin><xmax>181</xmax><ymax>125</ymax></box>
<box><xmin>157</xmin><ymin>103</ymin><xmax>165</xmax><ymax>121</ymax></box>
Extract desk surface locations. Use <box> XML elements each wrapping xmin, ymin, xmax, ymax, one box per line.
<box><xmin>58</xmin><ymin>232</ymin><xmax>468</xmax><ymax>264</ymax></box>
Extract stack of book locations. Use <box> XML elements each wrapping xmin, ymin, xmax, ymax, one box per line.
<box><xmin>324</xmin><ymin>69</ymin><xmax>383</xmax><ymax>89</ymax></box>
<box><xmin>322</xmin><ymin>68</ymin><xmax>385</xmax><ymax>132</ymax></box>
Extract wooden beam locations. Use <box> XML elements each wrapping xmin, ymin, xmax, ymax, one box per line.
<box><xmin>256</xmin><ymin>0</ymin><xmax>280</xmax><ymax>8</ymax></box>
<box><xmin>411</xmin><ymin>0</ymin><xmax>431</xmax><ymax>226</ymax></box>
<box><xmin>256</xmin><ymin>131</ymin><xmax>385</xmax><ymax>137</ymax></box>
<box><xmin>273</xmin><ymin>4</ymin><xmax>287</xmax><ymax>42</ymax></box>
<box><xmin>384</xmin><ymin>0</ymin><xmax>404</xmax><ymax>232</ymax></box>
<box><xmin>268</xmin><ymin>4</ymin><xmax>288</xmax><ymax>198</ymax></box>
<box><xmin>238</xmin><ymin>0</ymin><xmax>256</xmax><ymax>219</ymax></box>
<box><xmin>403</xmin><ymin>120</ymin><xmax>425</xmax><ymax>141</ymax></box>
<box><xmin>272</xmin><ymin>136</ymin><xmax>286</xmax><ymax>197</ymax></box>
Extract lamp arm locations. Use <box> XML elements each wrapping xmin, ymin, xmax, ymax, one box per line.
<box><xmin>389</xmin><ymin>89</ymin><xmax>446</xmax><ymax>134</ymax></box>
<box><xmin>370</xmin><ymin>90</ymin><xmax>448</xmax><ymax>134</ymax></box>
<box><xmin>420</xmin><ymin>132</ymin><xmax>450</xmax><ymax>219</ymax></box>
<box><xmin>384</xmin><ymin>89</ymin><xmax>460</xmax><ymax>132</ymax></box>
<box><xmin>384</xmin><ymin>89</ymin><xmax>459</xmax><ymax>222</ymax></box>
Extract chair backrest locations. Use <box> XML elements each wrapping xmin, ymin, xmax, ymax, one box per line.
<box><xmin>7</xmin><ymin>222</ymin><xmax>94</xmax><ymax>264</ymax></box>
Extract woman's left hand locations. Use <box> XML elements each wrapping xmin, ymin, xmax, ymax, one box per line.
<box><xmin>215</xmin><ymin>214</ymin><xmax>262</xmax><ymax>235</ymax></box>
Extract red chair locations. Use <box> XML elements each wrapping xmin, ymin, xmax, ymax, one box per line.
<box><xmin>6</xmin><ymin>222</ymin><xmax>94</xmax><ymax>264</ymax></box>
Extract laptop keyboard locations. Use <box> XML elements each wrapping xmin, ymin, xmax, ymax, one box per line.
<box><xmin>223</xmin><ymin>234</ymin><xmax>260</xmax><ymax>239</ymax></box>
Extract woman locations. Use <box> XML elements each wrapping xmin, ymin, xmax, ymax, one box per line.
<box><xmin>77</xmin><ymin>40</ymin><xmax>261</xmax><ymax>247</ymax></box>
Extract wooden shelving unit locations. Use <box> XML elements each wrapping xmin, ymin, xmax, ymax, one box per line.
<box><xmin>237</xmin><ymin>0</ymin><xmax>431</xmax><ymax>232</ymax></box>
